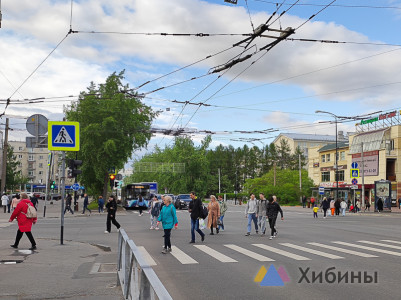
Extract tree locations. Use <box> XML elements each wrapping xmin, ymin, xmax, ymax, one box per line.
<box><xmin>65</xmin><ymin>71</ymin><xmax>156</xmax><ymax>198</ymax></box>
<box><xmin>5</xmin><ymin>145</ymin><xmax>26</xmax><ymax>191</ymax></box>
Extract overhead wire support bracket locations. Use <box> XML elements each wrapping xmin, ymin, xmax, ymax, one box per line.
<box><xmin>211</xmin><ymin>54</ymin><xmax>253</xmax><ymax>73</ymax></box>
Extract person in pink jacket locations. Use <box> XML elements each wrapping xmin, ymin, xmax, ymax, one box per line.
<box><xmin>9</xmin><ymin>193</ymin><xmax>37</xmax><ymax>250</ymax></box>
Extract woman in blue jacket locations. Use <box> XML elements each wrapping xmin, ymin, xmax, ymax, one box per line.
<box><xmin>157</xmin><ymin>196</ymin><xmax>178</xmax><ymax>254</ymax></box>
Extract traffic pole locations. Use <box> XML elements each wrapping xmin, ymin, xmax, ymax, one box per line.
<box><xmin>60</xmin><ymin>151</ymin><xmax>66</xmax><ymax>245</ymax></box>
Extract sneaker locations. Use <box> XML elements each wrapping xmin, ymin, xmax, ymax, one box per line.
<box><xmin>161</xmin><ymin>248</ymin><xmax>168</xmax><ymax>254</ymax></box>
<box><xmin>10</xmin><ymin>244</ymin><xmax>18</xmax><ymax>249</ymax></box>
<box><xmin>216</xmin><ymin>228</ymin><xmax>219</xmax><ymax>234</ymax></box>
<box><xmin>29</xmin><ymin>246</ymin><xmax>37</xmax><ymax>250</ymax></box>
<box><xmin>104</xmin><ymin>231</ymin><xmax>110</xmax><ymax>234</ymax></box>
<box><xmin>155</xmin><ymin>227</ymin><xmax>159</xmax><ymax>230</ymax></box>
<box><xmin>256</xmin><ymin>231</ymin><xmax>259</xmax><ymax>234</ymax></box>
<box><xmin>269</xmin><ymin>236</ymin><xmax>273</xmax><ymax>240</ymax></box>
<box><xmin>189</xmin><ymin>240</ymin><xmax>195</xmax><ymax>244</ymax></box>
<box><xmin>274</xmin><ymin>231</ymin><xmax>278</xmax><ymax>237</ymax></box>
<box><xmin>139</xmin><ymin>214</ymin><xmax>143</xmax><ymax>216</ymax></box>
<box><xmin>220</xmin><ymin>229</ymin><xmax>224</xmax><ymax>231</ymax></box>
<box><xmin>210</xmin><ymin>232</ymin><xmax>214</xmax><ymax>235</ymax></box>
<box><xmin>150</xmin><ymin>227</ymin><xmax>154</xmax><ymax>230</ymax></box>
<box><xmin>167</xmin><ymin>248</ymin><xmax>172</xmax><ymax>252</ymax></box>
<box><xmin>201</xmin><ymin>235</ymin><xmax>205</xmax><ymax>242</ymax></box>
<box><xmin>245</xmin><ymin>232</ymin><xmax>250</xmax><ymax>236</ymax></box>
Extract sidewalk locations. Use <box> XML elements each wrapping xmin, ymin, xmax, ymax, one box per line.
<box><xmin>0</xmin><ymin>199</ymin><xmax>124</xmax><ymax>299</ymax></box>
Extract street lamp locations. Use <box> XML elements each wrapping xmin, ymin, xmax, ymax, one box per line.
<box><xmin>315</xmin><ymin>110</ymin><xmax>339</xmax><ymax>200</ymax></box>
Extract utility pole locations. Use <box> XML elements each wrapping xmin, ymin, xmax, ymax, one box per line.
<box><xmin>361</xmin><ymin>142</ymin><xmax>365</xmax><ymax>211</ymax></box>
<box><xmin>1</xmin><ymin>118</ymin><xmax>9</xmax><ymax>193</ymax></box>
<box><xmin>218</xmin><ymin>168</ymin><xmax>221</xmax><ymax>194</ymax></box>
<box><xmin>299</xmin><ymin>154</ymin><xmax>302</xmax><ymax>203</ymax></box>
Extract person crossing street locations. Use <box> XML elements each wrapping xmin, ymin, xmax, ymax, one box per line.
<box><xmin>266</xmin><ymin>195</ymin><xmax>284</xmax><ymax>240</ymax></box>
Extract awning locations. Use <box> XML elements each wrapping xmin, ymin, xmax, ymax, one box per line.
<box><xmin>349</xmin><ymin>129</ymin><xmax>387</xmax><ymax>154</ymax></box>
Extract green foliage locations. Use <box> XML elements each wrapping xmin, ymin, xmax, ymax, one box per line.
<box><xmin>244</xmin><ymin>169</ymin><xmax>315</xmax><ymax>205</ymax></box>
<box><xmin>65</xmin><ymin>71</ymin><xmax>156</xmax><ymax>198</ymax></box>
<box><xmin>5</xmin><ymin>145</ymin><xmax>27</xmax><ymax>191</ymax></box>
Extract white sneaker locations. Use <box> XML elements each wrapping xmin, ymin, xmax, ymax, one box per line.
<box><xmin>104</xmin><ymin>231</ymin><xmax>109</xmax><ymax>234</ymax></box>
<box><xmin>155</xmin><ymin>227</ymin><xmax>159</xmax><ymax>230</ymax></box>
<box><xmin>269</xmin><ymin>236</ymin><xmax>273</xmax><ymax>240</ymax></box>
<box><xmin>150</xmin><ymin>227</ymin><xmax>154</xmax><ymax>230</ymax></box>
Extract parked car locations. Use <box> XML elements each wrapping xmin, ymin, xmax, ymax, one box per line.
<box><xmin>175</xmin><ymin>194</ymin><xmax>192</xmax><ymax>210</ymax></box>
<box><xmin>33</xmin><ymin>192</ymin><xmax>46</xmax><ymax>200</ymax></box>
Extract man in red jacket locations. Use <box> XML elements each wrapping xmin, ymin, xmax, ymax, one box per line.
<box><xmin>9</xmin><ymin>193</ymin><xmax>37</xmax><ymax>250</ymax></box>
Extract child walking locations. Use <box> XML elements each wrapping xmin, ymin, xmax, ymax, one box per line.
<box><xmin>313</xmin><ymin>205</ymin><xmax>319</xmax><ymax>218</ymax></box>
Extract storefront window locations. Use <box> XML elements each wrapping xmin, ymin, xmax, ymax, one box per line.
<box><xmin>321</xmin><ymin>171</ymin><xmax>330</xmax><ymax>182</ymax></box>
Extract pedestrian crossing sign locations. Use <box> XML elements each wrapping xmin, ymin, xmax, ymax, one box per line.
<box><xmin>350</xmin><ymin>168</ymin><xmax>360</xmax><ymax>178</ymax></box>
<box><xmin>48</xmin><ymin>121</ymin><xmax>80</xmax><ymax>151</ymax></box>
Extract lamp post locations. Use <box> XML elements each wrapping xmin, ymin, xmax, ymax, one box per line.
<box><xmin>315</xmin><ymin>110</ymin><xmax>339</xmax><ymax>200</ymax></box>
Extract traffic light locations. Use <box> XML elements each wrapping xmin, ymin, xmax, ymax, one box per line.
<box><xmin>109</xmin><ymin>174</ymin><xmax>116</xmax><ymax>188</ymax></box>
<box><xmin>50</xmin><ymin>181</ymin><xmax>56</xmax><ymax>189</ymax></box>
<box><xmin>68</xmin><ymin>159</ymin><xmax>83</xmax><ymax>178</ymax></box>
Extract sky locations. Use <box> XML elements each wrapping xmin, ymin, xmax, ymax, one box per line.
<box><xmin>1</xmin><ymin>0</ymin><xmax>401</xmax><ymax>161</ymax></box>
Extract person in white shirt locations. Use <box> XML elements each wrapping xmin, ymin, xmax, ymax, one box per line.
<box><xmin>245</xmin><ymin>193</ymin><xmax>259</xmax><ymax>236</ymax></box>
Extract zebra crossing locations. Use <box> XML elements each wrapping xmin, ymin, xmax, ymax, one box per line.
<box><xmin>136</xmin><ymin>239</ymin><xmax>401</xmax><ymax>266</ymax></box>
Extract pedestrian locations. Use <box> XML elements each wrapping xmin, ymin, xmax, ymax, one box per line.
<box><xmin>104</xmin><ymin>195</ymin><xmax>121</xmax><ymax>233</ymax></box>
<box><xmin>245</xmin><ymin>193</ymin><xmax>259</xmax><ymax>236</ymax></box>
<box><xmin>302</xmin><ymin>195</ymin><xmax>307</xmax><ymax>208</ymax></box>
<box><xmin>9</xmin><ymin>193</ymin><xmax>37</xmax><ymax>250</ymax></box>
<box><xmin>310</xmin><ymin>197</ymin><xmax>315</xmax><ymax>208</ymax></box>
<box><xmin>150</xmin><ymin>195</ymin><xmax>161</xmax><ymax>230</ymax></box>
<box><xmin>320</xmin><ymin>197</ymin><xmax>329</xmax><ymax>218</ymax></box>
<box><xmin>398</xmin><ymin>197</ymin><xmax>401</xmax><ymax>209</ymax></box>
<box><xmin>207</xmin><ymin>195</ymin><xmax>220</xmax><ymax>235</ymax></box>
<box><xmin>330</xmin><ymin>198</ymin><xmax>335</xmax><ymax>216</ymax></box>
<box><xmin>355</xmin><ymin>200</ymin><xmax>360</xmax><ymax>213</ymax></box>
<box><xmin>340</xmin><ymin>198</ymin><xmax>347</xmax><ymax>216</ymax></box>
<box><xmin>364</xmin><ymin>198</ymin><xmax>371</xmax><ymax>212</ymax></box>
<box><xmin>188</xmin><ymin>191</ymin><xmax>205</xmax><ymax>243</ymax></box>
<box><xmin>257</xmin><ymin>193</ymin><xmax>268</xmax><ymax>235</ymax></box>
<box><xmin>64</xmin><ymin>193</ymin><xmax>74</xmax><ymax>215</ymax></box>
<box><xmin>313</xmin><ymin>205</ymin><xmax>318</xmax><ymax>218</ymax></box>
<box><xmin>7</xmin><ymin>194</ymin><xmax>12</xmax><ymax>213</ymax></box>
<box><xmin>137</xmin><ymin>195</ymin><xmax>144</xmax><ymax>216</ymax></box>
<box><xmin>2</xmin><ymin>193</ymin><xmax>8</xmax><ymax>213</ymax></box>
<box><xmin>30</xmin><ymin>195</ymin><xmax>38</xmax><ymax>210</ymax></box>
<box><xmin>377</xmin><ymin>198</ymin><xmax>384</xmax><ymax>212</ymax></box>
<box><xmin>157</xmin><ymin>195</ymin><xmax>178</xmax><ymax>254</ymax></box>
<box><xmin>82</xmin><ymin>193</ymin><xmax>91</xmax><ymax>215</ymax></box>
<box><xmin>98</xmin><ymin>195</ymin><xmax>105</xmax><ymax>213</ymax></box>
<box><xmin>218</xmin><ymin>195</ymin><xmax>227</xmax><ymax>231</ymax></box>
<box><xmin>266</xmin><ymin>195</ymin><xmax>284</xmax><ymax>240</ymax></box>
<box><xmin>11</xmin><ymin>194</ymin><xmax>21</xmax><ymax>211</ymax></box>
<box><xmin>334</xmin><ymin>199</ymin><xmax>341</xmax><ymax>216</ymax></box>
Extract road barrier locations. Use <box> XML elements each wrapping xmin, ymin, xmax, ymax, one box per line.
<box><xmin>117</xmin><ymin>228</ymin><xmax>173</xmax><ymax>300</ymax></box>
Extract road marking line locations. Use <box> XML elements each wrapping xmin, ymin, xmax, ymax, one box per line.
<box><xmin>252</xmin><ymin>244</ymin><xmax>310</xmax><ymax>261</ymax></box>
<box><xmin>224</xmin><ymin>244</ymin><xmax>274</xmax><ymax>262</ymax></box>
<box><xmin>137</xmin><ymin>246</ymin><xmax>157</xmax><ymax>266</ymax></box>
<box><xmin>170</xmin><ymin>246</ymin><xmax>198</xmax><ymax>264</ymax></box>
<box><xmin>381</xmin><ymin>240</ymin><xmax>401</xmax><ymax>245</ymax></box>
<box><xmin>307</xmin><ymin>242</ymin><xmax>377</xmax><ymax>258</ymax></box>
<box><xmin>358</xmin><ymin>240</ymin><xmax>401</xmax><ymax>250</ymax></box>
<box><xmin>193</xmin><ymin>245</ymin><xmax>237</xmax><ymax>263</ymax></box>
<box><xmin>280</xmin><ymin>243</ymin><xmax>343</xmax><ymax>259</ymax></box>
<box><xmin>333</xmin><ymin>241</ymin><xmax>401</xmax><ymax>256</ymax></box>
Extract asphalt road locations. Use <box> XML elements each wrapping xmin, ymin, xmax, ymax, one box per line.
<box><xmin>120</xmin><ymin>205</ymin><xmax>401</xmax><ymax>300</ymax></box>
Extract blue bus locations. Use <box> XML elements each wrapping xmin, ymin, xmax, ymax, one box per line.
<box><xmin>122</xmin><ymin>183</ymin><xmax>151</xmax><ymax>210</ymax></box>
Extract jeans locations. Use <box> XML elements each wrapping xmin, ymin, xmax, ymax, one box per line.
<box><xmin>268</xmin><ymin>216</ymin><xmax>277</xmax><ymax>236</ymax></box>
<box><xmin>218</xmin><ymin>215</ymin><xmax>225</xmax><ymax>230</ymax></box>
<box><xmin>82</xmin><ymin>204</ymin><xmax>91</xmax><ymax>214</ymax></box>
<box><xmin>150</xmin><ymin>215</ymin><xmax>158</xmax><ymax>228</ymax></box>
<box><xmin>98</xmin><ymin>203</ymin><xmax>104</xmax><ymax>213</ymax></box>
<box><xmin>257</xmin><ymin>216</ymin><xmax>266</xmax><ymax>234</ymax></box>
<box><xmin>191</xmin><ymin>218</ymin><xmax>204</xmax><ymax>242</ymax></box>
<box><xmin>247</xmin><ymin>213</ymin><xmax>258</xmax><ymax>233</ymax></box>
<box><xmin>164</xmin><ymin>229</ymin><xmax>172</xmax><ymax>249</ymax></box>
<box><xmin>313</xmin><ymin>212</ymin><xmax>318</xmax><ymax>218</ymax></box>
<box><xmin>106</xmin><ymin>213</ymin><xmax>120</xmax><ymax>232</ymax></box>
<box><xmin>341</xmin><ymin>208</ymin><xmax>346</xmax><ymax>216</ymax></box>
<box><xmin>14</xmin><ymin>229</ymin><xmax>36</xmax><ymax>247</ymax></box>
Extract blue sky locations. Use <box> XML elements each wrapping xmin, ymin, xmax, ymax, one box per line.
<box><xmin>1</xmin><ymin>0</ymin><xmax>401</xmax><ymax>159</ymax></box>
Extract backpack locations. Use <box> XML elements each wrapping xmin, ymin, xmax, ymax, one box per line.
<box><xmin>23</xmin><ymin>203</ymin><xmax>37</xmax><ymax>219</ymax></box>
<box><xmin>200</xmin><ymin>204</ymin><xmax>208</xmax><ymax>219</ymax></box>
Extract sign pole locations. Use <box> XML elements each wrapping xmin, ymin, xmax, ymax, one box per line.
<box><xmin>361</xmin><ymin>142</ymin><xmax>365</xmax><ymax>212</ymax></box>
<box><xmin>60</xmin><ymin>151</ymin><xmax>66</xmax><ymax>245</ymax></box>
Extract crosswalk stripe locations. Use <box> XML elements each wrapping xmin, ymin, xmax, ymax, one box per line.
<box><xmin>280</xmin><ymin>243</ymin><xmax>344</xmax><ymax>259</ymax></box>
<box><xmin>252</xmin><ymin>244</ymin><xmax>310</xmax><ymax>261</ymax></box>
<box><xmin>333</xmin><ymin>241</ymin><xmax>401</xmax><ymax>257</ymax></box>
<box><xmin>358</xmin><ymin>240</ymin><xmax>401</xmax><ymax>250</ymax></box>
<box><xmin>381</xmin><ymin>240</ymin><xmax>401</xmax><ymax>245</ymax></box>
<box><xmin>193</xmin><ymin>245</ymin><xmax>237</xmax><ymax>263</ymax></box>
<box><xmin>170</xmin><ymin>246</ymin><xmax>198</xmax><ymax>264</ymax></box>
<box><xmin>224</xmin><ymin>244</ymin><xmax>274</xmax><ymax>262</ymax></box>
<box><xmin>137</xmin><ymin>246</ymin><xmax>157</xmax><ymax>266</ymax></box>
<box><xmin>307</xmin><ymin>242</ymin><xmax>378</xmax><ymax>258</ymax></box>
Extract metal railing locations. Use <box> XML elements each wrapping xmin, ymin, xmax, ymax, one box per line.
<box><xmin>117</xmin><ymin>228</ymin><xmax>173</xmax><ymax>300</ymax></box>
